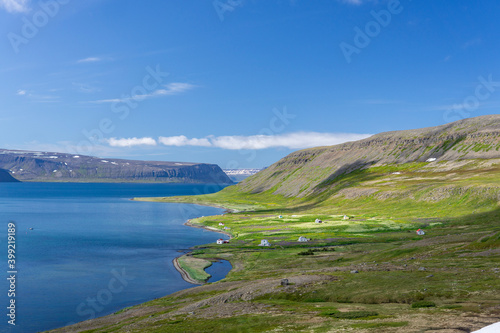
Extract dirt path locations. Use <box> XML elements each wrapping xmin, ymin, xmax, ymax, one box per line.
<box><xmin>172</xmin><ymin>257</ymin><xmax>204</xmax><ymax>285</ymax></box>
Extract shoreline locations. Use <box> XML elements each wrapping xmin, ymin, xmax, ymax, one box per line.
<box><xmin>172</xmin><ymin>256</ymin><xmax>204</xmax><ymax>285</ymax></box>
<box><xmin>171</xmin><ymin>212</ymin><xmax>233</xmax><ymax>285</ymax></box>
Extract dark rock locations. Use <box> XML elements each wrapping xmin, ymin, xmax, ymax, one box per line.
<box><xmin>0</xmin><ymin>168</ymin><xmax>20</xmax><ymax>182</ymax></box>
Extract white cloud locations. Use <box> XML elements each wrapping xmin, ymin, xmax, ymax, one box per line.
<box><xmin>16</xmin><ymin>89</ymin><xmax>26</xmax><ymax>96</ymax></box>
<box><xmin>154</xmin><ymin>132</ymin><xmax>372</xmax><ymax>150</ymax></box>
<box><xmin>106</xmin><ymin>137</ymin><xmax>157</xmax><ymax>147</ymax></box>
<box><xmin>90</xmin><ymin>83</ymin><xmax>196</xmax><ymax>104</ymax></box>
<box><xmin>211</xmin><ymin>132</ymin><xmax>372</xmax><ymax>149</ymax></box>
<box><xmin>77</xmin><ymin>57</ymin><xmax>102</xmax><ymax>64</ymax></box>
<box><xmin>0</xmin><ymin>0</ymin><xmax>29</xmax><ymax>13</ymax></box>
<box><xmin>158</xmin><ymin>135</ymin><xmax>211</xmax><ymax>147</ymax></box>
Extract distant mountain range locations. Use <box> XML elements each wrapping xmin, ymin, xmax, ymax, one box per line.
<box><xmin>223</xmin><ymin>169</ymin><xmax>262</xmax><ymax>182</ymax></box>
<box><xmin>0</xmin><ymin>149</ymin><xmax>233</xmax><ymax>184</ymax></box>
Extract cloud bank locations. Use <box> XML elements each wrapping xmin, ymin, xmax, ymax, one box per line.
<box><xmin>107</xmin><ymin>132</ymin><xmax>373</xmax><ymax>150</ymax></box>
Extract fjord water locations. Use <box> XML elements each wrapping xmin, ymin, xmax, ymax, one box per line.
<box><xmin>0</xmin><ymin>183</ymin><xmax>229</xmax><ymax>333</ymax></box>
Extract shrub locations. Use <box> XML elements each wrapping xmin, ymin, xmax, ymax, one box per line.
<box><xmin>411</xmin><ymin>301</ymin><xmax>436</xmax><ymax>308</ymax></box>
<box><xmin>326</xmin><ymin>311</ymin><xmax>378</xmax><ymax>319</ymax></box>
<box><xmin>297</xmin><ymin>249</ymin><xmax>315</xmax><ymax>256</ymax></box>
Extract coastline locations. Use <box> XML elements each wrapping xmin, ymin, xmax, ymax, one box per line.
<box><xmin>184</xmin><ymin>217</ymin><xmax>233</xmax><ymax>239</ymax></box>
<box><xmin>172</xmin><ymin>215</ymin><xmax>233</xmax><ymax>284</ymax></box>
<box><xmin>172</xmin><ymin>257</ymin><xmax>204</xmax><ymax>285</ymax></box>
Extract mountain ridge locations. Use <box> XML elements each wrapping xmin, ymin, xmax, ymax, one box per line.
<box><xmin>0</xmin><ymin>149</ymin><xmax>233</xmax><ymax>184</ymax></box>
<box><xmin>235</xmin><ymin>115</ymin><xmax>500</xmax><ymax>198</ymax></box>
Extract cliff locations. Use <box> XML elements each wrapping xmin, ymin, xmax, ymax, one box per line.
<box><xmin>0</xmin><ymin>168</ymin><xmax>20</xmax><ymax>182</ymax></box>
<box><xmin>0</xmin><ymin>150</ymin><xmax>233</xmax><ymax>184</ymax></box>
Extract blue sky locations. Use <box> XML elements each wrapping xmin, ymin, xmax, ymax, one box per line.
<box><xmin>1</xmin><ymin>0</ymin><xmax>499</xmax><ymax>168</ymax></box>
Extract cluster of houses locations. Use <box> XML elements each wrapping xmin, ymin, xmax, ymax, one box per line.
<box><xmin>214</xmin><ymin>215</ymin><xmax>426</xmax><ymax>246</ymax></box>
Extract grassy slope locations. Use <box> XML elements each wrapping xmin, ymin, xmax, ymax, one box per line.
<box><xmin>51</xmin><ymin>159</ymin><xmax>500</xmax><ymax>333</ymax></box>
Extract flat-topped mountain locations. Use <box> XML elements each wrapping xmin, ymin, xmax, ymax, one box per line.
<box><xmin>0</xmin><ymin>149</ymin><xmax>233</xmax><ymax>184</ymax></box>
<box><xmin>236</xmin><ymin>115</ymin><xmax>500</xmax><ymax>197</ymax></box>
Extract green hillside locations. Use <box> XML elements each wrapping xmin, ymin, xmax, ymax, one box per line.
<box><xmin>51</xmin><ymin>116</ymin><xmax>500</xmax><ymax>333</ymax></box>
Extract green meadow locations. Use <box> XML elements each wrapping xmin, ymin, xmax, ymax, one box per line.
<box><xmin>53</xmin><ymin>160</ymin><xmax>500</xmax><ymax>332</ymax></box>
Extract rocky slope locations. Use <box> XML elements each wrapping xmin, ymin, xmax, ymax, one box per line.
<box><xmin>236</xmin><ymin>115</ymin><xmax>500</xmax><ymax>197</ymax></box>
<box><xmin>0</xmin><ymin>168</ymin><xmax>20</xmax><ymax>182</ymax></box>
<box><xmin>0</xmin><ymin>150</ymin><xmax>233</xmax><ymax>184</ymax></box>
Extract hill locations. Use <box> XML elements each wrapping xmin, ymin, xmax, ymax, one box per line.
<box><xmin>0</xmin><ymin>149</ymin><xmax>233</xmax><ymax>184</ymax></box>
<box><xmin>236</xmin><ymin>114</ymin><xmax>500</xmax><ymax>198</ymax></box>
<box><xmin>49</xmin><ymin>116</ymin><xmax>500</xmax><ymax>333</ymax></box>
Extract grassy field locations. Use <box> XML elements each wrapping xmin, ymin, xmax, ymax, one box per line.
<box><xmin>177</xmin><ymin>255</ymin><xmax>213</xmax><ymax>283</ymax></box>
<box><xmin>50</xmin><ymin>160</ymin><xmax>500</xmax><ymax>332</ymax></box>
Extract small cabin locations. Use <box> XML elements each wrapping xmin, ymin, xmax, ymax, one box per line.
<box><xmin>216</xmin><ymin>238</ymin><xmax>224</xmax><ymax>244</ymax></box>
<box><xmin>219</xmin><ymin>222</ymin><xmax>224</xmax><ymax>226</ymax></box>
<box><xmin>315</xmin><ymin>218</ymin><xmax>322</xmax><ymax>224</ymax></box>
<box><xmin>298</xmin><ymin>236</ymin><xmax>308</xmax><ymax>242</ymax></box>
<box><xmin>259</xmin><ymin>239</ymin><xmax>270</xmax><ymax>247</ymax></box>
<box><xmin>416</xmin><ymin>229</ymin><xmax>425</xmax><ymax>236</ymax></box>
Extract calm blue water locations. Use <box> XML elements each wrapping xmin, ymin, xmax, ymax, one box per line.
<box><xmin>0</xmin><ymin>183</ymin><xmax>231</xmax><ymax>333</ymax></box>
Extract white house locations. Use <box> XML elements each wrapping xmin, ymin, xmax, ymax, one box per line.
<box><xmin>219</xmin><ymin>222</ymin><xmax>224</xmax><ymax>226</ymax></box>
<box><xmin>416</xmin><ymin>229</ymin><xmax>425</xmax><ymax>235</ymax></box>
<box><xmin>216</xmin><ymin>238</ymin><xmax>224</xmax><ymax>244</ymax></box>
<box><xmin>259</xmin><ymin>239</ymin><xmax>270</xmax><ymax>246</ymax></box>
<box><xmin>315</xmin><ymin>218</ymin><xmax>322</xmax><ymax>223</ymax></box>
<box><xmin>298</xmin><ymin>236</ymin><xmax>308</xmax><ymax>242</ymax></box>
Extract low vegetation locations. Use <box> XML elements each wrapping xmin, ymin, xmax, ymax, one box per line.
<box><xmin>53</xmin><ymin>157</ymin><xmax>500</xmax><ymax>333</ymax></box>
<box><xmin>177</xmin><ymin>255</ymin><xmax>212</xmax><ymax>283</ymax></box>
